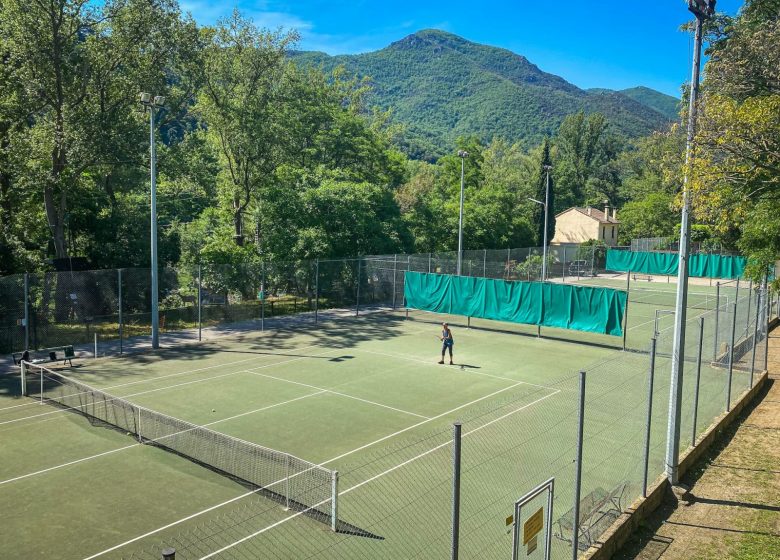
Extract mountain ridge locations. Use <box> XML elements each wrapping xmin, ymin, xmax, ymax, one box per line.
<box><xmin>291</xmin><ymin>30</ymin><xmax>678</xmax><ymax>160</ymax></box>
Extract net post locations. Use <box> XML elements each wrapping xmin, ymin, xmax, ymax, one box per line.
<box><xmin>285</xmin><ymin>454</ymin><xmax>291</xmax><ymax>510</ymax></box>
<box><xmin>691</xmin><ymin>317</ymin><xmax>704</xmax><ymax>446</ymax></box>
<box><xmin>24</xmin><ymin>272</ymin><xmax>29</xmax><ymax>351</ymax></box>
<box><xmin>749</xmin><ymin>289</ymin><xmax>761</xmax><ymax>388</ymax></box>
<box><xmin>392</xmin><ymin>254</ymin><xmax>398</xmax><ymax>310</ymax></box>
<box><xmin>197</xmin><ymin>264</ymin><xmax>202</xmax><ymax>341</ymax></box>
<box><xmin>622</xmin><ymin>272</ymin><xmax>631</xmax><ymax>350</ymax></box>
<box><xmin>726</xmin><ymin>302</ymin><xmax>737</xmax><ymax>412</ymax></box>
<box><xmin>331</xmin><ymin>470</ymin><xmax>338</xmax><ymax>532</ymax></box>
<box><xmin>20</xmin><ymin>360</ymin><xmax>27</xmax><ymax>396</ymax></box>
<box><xmin>118</xmin><ymin>269</ymin><xmax>123</xmax><ymax>354</ymax></box>
<box><xmin>40</xmin><ymin>365</ymin><xmax>43</xmax><ymax>404</ymax></box>
<box><xmin>260</xmin><ymin>262</ymin><xmax>265</xmax><ymax>332</ymax></box>
<box><xmin>161</xmin><ymin>547</ymin><xmax>176</xmax><ymax>560</ymax></box>
<box><xmin>642</xmin><ymin>338</ymin><xmax>657</xmax><ymax>498</ymax></box>
<box><xmin>571</xmin><ymin>370</ymin><xmax>587</xmax><ymax>559</ymax></box>
<box><xmin>355</xmin><ymin>258</ymin><xmax>361</xmax><ymax>317</ymax></box>
<box><xmin>467</xmin><ymin>316</ymin><xmax>471</xmax><ymax>329</ymax></box>
<box><xmin>137</xmin><ymin>407</ymin><xmax>143</xmax><ymax>443</ymax></box>
<box><xmin>451</xmin><ymin>421</ymin><xmax>462</xmax><ymax>560</ymax></box>
<box><xmin>714</xmin><ymin>282</ymin><xmax>720</xmax><ymax>361</ymax></box>
<box><xmin>314</xmin><ymin>259</ymin><xmax>319</xmax><ymax>324</ymax></box>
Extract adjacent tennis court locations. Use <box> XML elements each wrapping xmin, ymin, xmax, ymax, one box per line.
<box><xmin>0</xmin><ymin>277</ymin><xmax>759</xmax><ymax>559</ymax></box>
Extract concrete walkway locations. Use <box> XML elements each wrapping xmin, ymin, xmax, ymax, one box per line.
<box><xmin>614</xmin><ymin>327</ymin><xmax>780</xmax><ymax>560</ymax></box>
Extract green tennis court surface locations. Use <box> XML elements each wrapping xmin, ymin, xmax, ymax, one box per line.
<box><xmin>0</xmin><ymin>305</ymin><xmax>752</xmax><ymax>560</ymax></box>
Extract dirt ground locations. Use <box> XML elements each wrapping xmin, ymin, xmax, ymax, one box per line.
<box><xmin>614</xmin><ymin>327</ymin><xmax>780</xmax><ymax>560</ymax></box>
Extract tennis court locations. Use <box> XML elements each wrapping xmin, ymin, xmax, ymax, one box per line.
<box><xmin>0</xmin><ymin>283</ymin><xmax>763</xmax><ymax>559</ymax></box>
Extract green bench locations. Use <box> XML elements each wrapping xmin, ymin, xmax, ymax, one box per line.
<box><xmin>554</xmin><ymin>482</ymin><xmax>629</xmax><ymax>551</ymax></box>
<box><xmin>13</xmin><ymin>345</ymin><xmax>76</xmax><ymax>367</ymax></box>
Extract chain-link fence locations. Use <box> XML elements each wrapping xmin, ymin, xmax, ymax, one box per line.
<box><xmin>113</xmin><ymin>282</ymin><xmax>772</xmax><ymax>560</ymax></box>
<box><xmin>3</xmin><ymin>246</ymin><xmax>777</xmax><ymax>360</ymax></box>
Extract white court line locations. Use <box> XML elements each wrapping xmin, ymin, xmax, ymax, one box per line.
<box><xmin>81</xmin><ymin>380</ymin><xmax>535</xmax><ymax>559</ymax></box>
<box><xmin>0</xmin><ymin>343</ymin><xmax>323</xmax><ymax>414</ymax></box>
<box><xmin>0</xmin><ymin>391</ymin><xmax>327</xmax><ymax>487</ymax></box>
<box><xmin>356</xmin><ymin>347</ymin><xmax>562</xmax><ymax>391</ymax></box>
<box><xmin>250</xmin><ymin>370</ymin><xmax>431</xmax><ymax>420</ymax></box>
<box><xmin>2</xmin><ymin>347</ymin><xmax>341</xmax><ymax>426</ymax></box>
<box><xmin>198</xmin><ymin>389</ymin><xmax>561</xmax><ymax>560</ymax></box>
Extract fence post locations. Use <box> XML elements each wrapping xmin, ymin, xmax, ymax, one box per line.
<box><xmin>562</xmin><ymin>246</ymin><xmax>566</xmax><ymax>283</ymax></box>
<box><xmin>483</xmin><ymin>249</ymin><xmax>487</xmax><ymax>278</ymax></box>
<box><xmin>197</xmin><ymin>264</ymin><xmax>202</xmax><ymax>342</ymax></box>
<box><xmin>24</xmin><ymin>272</ymin><xmax>29</xmax><ymax>350</ymax></box>
<box><xmin>590</xmin><ymin>244</ymin><xmax>595</xmax><ymax>276</ymax></box>
<box><xmin>161</xmin><ymin>547</ymin><xmax>176</xmax><ymax>560</ymax></box>
<box><xmin>392</xmin><ymin>254</ymin><xmax>398</xmax><ymax>310</ymax></box>
<box><xmin>451</xmin><ymin>422</ymin><xmax>462</xmax><ymax>560</ymax></box>
<box><xmin>260</xmin><ymin>262</ymin><xmax>265</xmax><ymax>332</ymax></box>
<box><xmin>506</xmin><ymin>247</ymin><xmax>511</xmax><ymax>279</ymax></box>
<box><xmin>94</xmin><ymin>333</ymin><xmax>98</xmax><ymax>359</ymax></box>
<box><xmin>714</xmin><ymin>282</ymin><xmax>720</xmax><ymax>361</ymax></box>
<box><xmin>331</xmin><ymin>470</ymin><xmax>338</xmax><ymax>532</ymax></box>
<box><xmin>20</xmin><ymin>360</ymin><xmax>27</xmax><ymax>396</ymax></box>
<box><xmin>118</xmin><ymin>269</ymin><xmax>123</xmax><ymax>354</ymax></box>
<box><xmin>428</xmin><ymin>252</ymin><xmax>432</xmax><ymax>274</ymax></box>
<box><xmin>749</xmin><ymin>290</ymin><xmax>761</xmax><ymax>389</ymax></box>
<box><xmin>745</xmin><ymin>280</ymin><xmax>753</xmax><ymax>339</ymax></box>
<box><xmin>622</xmin><ymin>273</ymin><xmax>631</xmax><ymax>351</ymax></box>
<box><xmin>571</xmin><ymin>370</ymin><xmax>586</xmax><ymax>559</ymax></box>
<box><xmin>355</xmin><ymin>258</ymin><xmax>361</xmax><ymax>317</ymax></box>
<box><xmin>642</xmin><ymin>338</ymin><xmax>657</xmax><ymax>498</ymax></box>
<box><xmin>764</xmin><ymin>282</ymin><xmax>770</xmax><ymax>371</ymax></box>
<box><xmin>314</xmin><ymin>259</ymin><xmax>320</xmax><ymax>324</ymax></box>
<box><xmin>691</xmin><ymin>317</ymin><xmax>704</xmax><ymax>446</ymax></box>
<box><xmin>735</xmin><ymin>277</ymin><xmax>740</xmax><ymax>307</ymax></box>
<box><xmin>726</xmin><ymin>302</ymin><xmax>737</xmax><ymax>412</ymax></box>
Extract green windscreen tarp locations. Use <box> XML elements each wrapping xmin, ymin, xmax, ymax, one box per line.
<box><xmin>404</xmin><ymin>272</ymin><xmax>627</xmax><ymax>336</ymax></box>
<box><xmin>606</xmin><ymin>250</ymin><xmax>745</xmax><ymax>279</ymax></box>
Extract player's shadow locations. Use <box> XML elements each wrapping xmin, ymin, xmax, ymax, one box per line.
<box><xmin>457</xmin><ymin>364</ymin><xmax>481</xmax><ymax>369</ymax></box>
<box><xmin>329</xmin><ymin>355</ymin><xmax>354</xmax><ymax>363</ymax></box>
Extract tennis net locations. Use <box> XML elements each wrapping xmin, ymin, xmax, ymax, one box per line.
<box><xmin>21</xmin><ymin>362</ymin><xmax>338</xmax><ymax>528</ymax></box>
<box><xmin>629</xmin><ymin>288</ymin><xmax>722</xmax><ymax>310</ymax></box>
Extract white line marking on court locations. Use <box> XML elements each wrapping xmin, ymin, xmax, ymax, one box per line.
<box><xmin>355</xmin><ymin>348</ymin><xmax>560</xmax><ymax>391</ymax></box>
<box><xmin>81</xmin><ymin>381</ymin><xmax>545</xmax><ymax>559</ymax></box>
<box><xmin>249</xmin><ymin>370</ymin><xmax>431</xmax><ymax>420</ymax></box>
<box><xmin>2</xmin><ymin>347</ymin><xmax>340</xmax><ymax>426</ymax></box>
<box><xmin>0</xmin><ymin>443</ymin><xmax>142</xmax><ymax>486</ymax></box>
<box><xmin>0</xmin><ymin>391</ymin><xmax>327</xmax><ymax>487</ymax></box>
<box><xmin>197</xmin><ymin>389</ymin><xmax>561</xmax><ymax>560</ymax></box>
<box><xmin>0</xmin><ymin>343</ymin><xmax>325</xmax><ymax>414</ymax></box>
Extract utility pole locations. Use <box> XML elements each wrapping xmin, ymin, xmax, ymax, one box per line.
<box><xmin>665</xmin><ymin>0</ymin><xmax>716</xmax><ymax>485</ymax></box>
<box><xmin>456</xmin><ymin>150</ymin><xmax>469</xmax><ymax>276</ymax></box>
<box><xmin>139</xmin><ymin>93</ymin><xmax>165</xmax><ymax>349</ymax></box>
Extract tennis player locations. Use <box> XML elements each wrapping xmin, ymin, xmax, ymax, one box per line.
<box><xmin>438</xmin><ymin>322</ymin><xmax>454</xmax><ymax>365</ymax></box>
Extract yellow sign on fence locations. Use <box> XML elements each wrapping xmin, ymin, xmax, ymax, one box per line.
<box><xmin>523</xmin><ymin>507</ymin><xmax>544</xmax><ymax>545</ymax></box>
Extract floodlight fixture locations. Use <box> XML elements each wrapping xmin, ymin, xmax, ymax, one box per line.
<box><xmin>153</xmin><ymin>95</ymin><xmax>165</xmax><ymax>107</ymax></box>
<box><xmin>139</xmin><ymin>92</ymin><xmax>151</xmax><ymax>104</ymax></box>
<box><xmin>688</xmin><ymin>0</ymin><xmax>716</xmax><ymax>17</ymax></box>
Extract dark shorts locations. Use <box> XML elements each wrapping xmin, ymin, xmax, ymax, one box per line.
<box><xmin>442</xmin><ymin>340</ymin><xmax>454</xmax><ymax>351</ymax></box>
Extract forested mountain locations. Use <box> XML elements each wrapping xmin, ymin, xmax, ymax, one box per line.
<box><xmin>292</xmin><ymin>30</ymin><xmax>675</xmax><ymax>160</ymax></box>
<box><xmin>619</xmin><ymin>87</ymin><xmax>681</xmax><ymax>121</ymax></box>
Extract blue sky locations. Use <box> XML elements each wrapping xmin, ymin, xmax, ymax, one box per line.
<box><xmin>180</xmin><ymin>0</ymin><xmax>744</xmax><ymax>97</ymax></box>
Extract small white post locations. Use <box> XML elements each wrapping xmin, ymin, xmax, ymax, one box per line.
<box><xmin>20</xmin><ymin>360</ymin><xmax>27</xmax><ymax>396</ymax></box>
<box><xmin>331</xmin><ymin>470</ymin><xmax>339</xmax><ymax>532</ymax></box>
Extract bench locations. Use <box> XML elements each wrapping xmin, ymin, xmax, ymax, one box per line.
<box><xmin>554</xmin><ymin>482</ymin><xmax>629</xmax><ymax>551</ymax></box>
<box><xmin>12</xmin><ymin>345</ymin><xmax>76</xmax><ymax>367</ymax></box>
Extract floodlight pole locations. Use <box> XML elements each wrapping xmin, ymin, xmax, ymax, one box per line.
<box><xmin>456</xmin><ymin>150</ymin><xmax>468</xmax><ymax>276</ymax></box>
<box><xmin>542</xmin><ymin>165</ymin><xmax>552</xmax><ymax>282</ymax></box>
<box><xmin>140</xmin><ymin>93</ymin><xmax>165</xmax><ymax>350</ymax></box>
<box><xmin>665</xmin><ymin>0</ymin><xmax>714</xmax><ymax>485</ymax></box>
